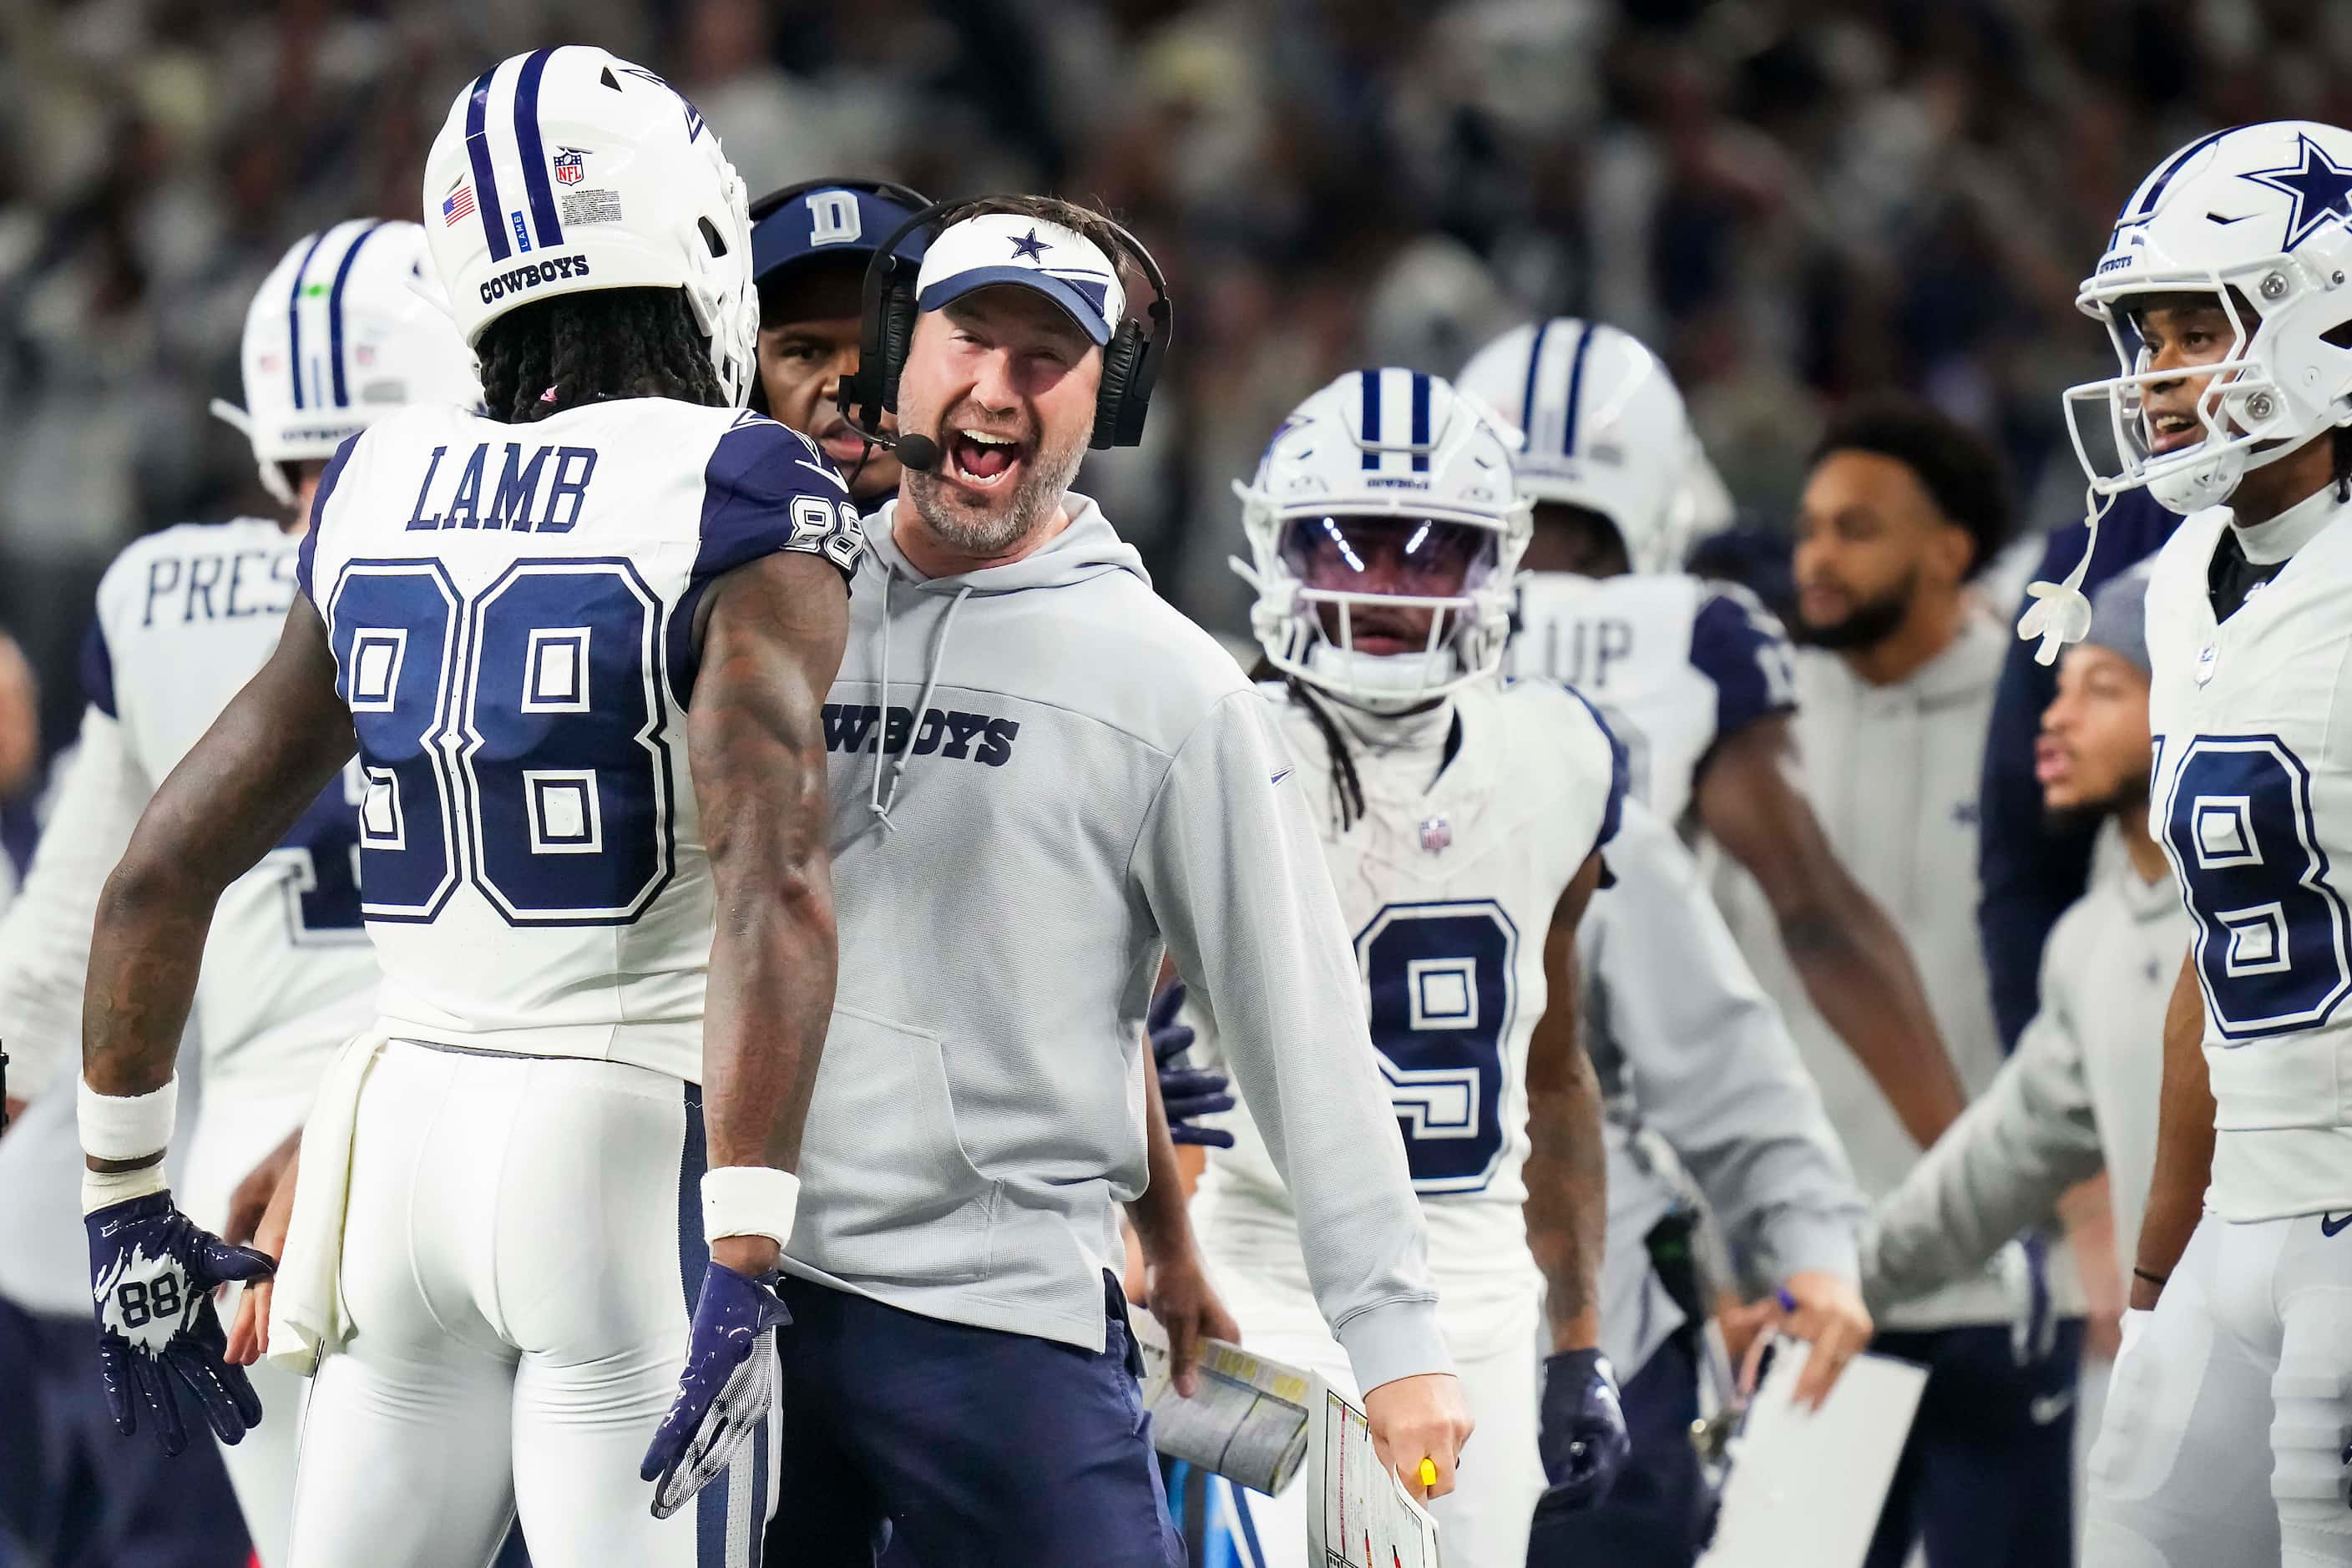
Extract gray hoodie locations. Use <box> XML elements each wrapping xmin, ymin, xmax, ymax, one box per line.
<box><xmin>779</xmin><ymin>493</ymin><xmax>1449</xmax><ymax>1395</ymax></box>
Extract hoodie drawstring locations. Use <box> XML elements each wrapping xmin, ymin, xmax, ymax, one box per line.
<box><xmin>868</xmin><ymin>578</ymin><xmax>974</xmax><ymax>834</ymax></box>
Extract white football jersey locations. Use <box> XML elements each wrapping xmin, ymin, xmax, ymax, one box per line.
<box><xmin>1505</xmin><ymin>571</ymin><xmax>1795</xmax><ymax>825</ymax></box>
<box><xmin>301</xmin><ymin>399</ymin><xmax>861</xmax><ymax>1083</ymax></box>
<box><xmin>86</xmin><ymin>518</ymin><xmax>379</xmax><ymax>1091</ymax></box>
<box><xmin>2144</xmin><ymin>493</ymin><xmax>2352</xmax><ymax>1220</ymax></box>
<box><xmin>1191</xmin><ymin>677</ymin><xmax>1623</xmax><ymax>1332</ymax></box>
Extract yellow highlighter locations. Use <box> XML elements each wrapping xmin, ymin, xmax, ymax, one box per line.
<box><xmin>1418</xmin><ymin>1458</ymin><xmax>1438</xmax><ymax>1491</ymax></box>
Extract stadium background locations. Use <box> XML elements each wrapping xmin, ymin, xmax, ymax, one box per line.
<box><xmin>8</xmin><ymin>0</ymin><xmax>2348</xmax><ymax>756</ymax></box>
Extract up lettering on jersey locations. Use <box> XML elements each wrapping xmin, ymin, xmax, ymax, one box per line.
<box><xmin>1547</xmin><ymin>616</ymin><xmax>1636</xmax><ymax>689</ymax></box>
<box><xmin>476</xmin><ymin>253</ymin><xmax>592</xmax><ymax>304</ymax></box>
<box><xmin>821</xmin><ymin>704</ymin><xmax>1019</xmax><ymax>768</ymax></box>
<box><xmin>405</xmin><ymin>443</ymin><xmax>598</xmax><ymax>533</ymax></box>
<box><xmin>140</xmin><ymin>548</ymin><xmax>300</xmax><ymax>626</ymax></box>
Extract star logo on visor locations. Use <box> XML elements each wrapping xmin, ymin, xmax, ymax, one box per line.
<box><xmin>1008</xmin><ymin>227</ymin><xmax>1050</xmax><ymax>262</ymax></box>
<box><xmin>2241</xmin><ymin>133</ymin><xmax>2352</xmax><ymax>250</ymax></box>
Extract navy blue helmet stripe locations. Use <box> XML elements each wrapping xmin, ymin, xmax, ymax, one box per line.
<box><xmin>1560</xmin><ymin>321</ymin><xmax>1597</xmax><ymax>457</ymax></box>
<box><xmin>1409</xmin><ymin>371</ymin><xmax>1431</xmax><ymax>472</ymax></box>
<box><xmin>285</xmin><ymin>229</ymin><xmax>332</xmax><ymax>411</ymax></box>
<box><xmin>1518</xmin><ymin>320</ymin><xmax>1552</xmax><ymax>451</ymax></box>
<box><xmin>325</xmin><ymin>222</ymin><xmax>385</xmax><ymax>407</ymax></box>
<box><xmin>513</xmin><ymin>49</ymin><xmax>564</xmax><ymax>252</ymax></box>
<box><xmin>2134</xmin><ymin>127</ymin><xmax>2233</xmax><ymax>218</ymax></box>
<box><xmin>464</xmin><ymin>68</ymin><xmax>512</xmax><ymax>263</ymax></box>
<box><xmin>1360</xmin><ymin>370</ymin><xmax>1382</xmax><ymax>470</ymax></box>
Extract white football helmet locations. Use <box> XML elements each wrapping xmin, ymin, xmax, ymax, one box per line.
<box><xmin>2066</xmin><ymin>119</ymin><xmax>2352</xmax><ymax>513</ymax></box>
<box><xmin>421</xmin><ymin>46</ymin><xmax>756</xmax><ymax>407</ymax></box>
<box><xmin>1233</xmin><ymin>369</ymin><xmax>1530</xmax><ymax>712</ymax></box>
<box><xmin>212</xmin><ymin>220</ymin><xmax>478</xmax><ymax>506</ymax></box>
<box><xmin>1455</xmin><ymin>317</ymin><xmax>1707</xmax><ymax>574</ymax></box>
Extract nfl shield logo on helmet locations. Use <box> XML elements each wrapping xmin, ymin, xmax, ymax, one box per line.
<box><xmin>552</xmin><ymin>148</ymin><xmax>586</xmax><ymax>186</ymax></box>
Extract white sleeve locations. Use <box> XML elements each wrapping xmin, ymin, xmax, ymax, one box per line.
<box><xmin>1860</xmin><ymin>923</ymin><xmax>2102</xmax><ymax>1310</ymax></box>
<box><xmin>1132</xmin><ymin>690</ymin><xmax>1450</xmax><ymax>1394</ymax></box>
<box><xmin>0</xmin><ymin>705</ymin><xmax>152</xmax><ymax>1099</ymax></box>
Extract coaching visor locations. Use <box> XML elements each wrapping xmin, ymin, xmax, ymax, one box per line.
<box><xmin>913</xmin><ymin>213</ymin><xmax>1125</xmax><ymax>346</ymax></box>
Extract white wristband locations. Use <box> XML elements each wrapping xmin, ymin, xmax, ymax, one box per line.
<box><xmin>701</xmin><ymin>1166</ymin><xmax>800</xmax><ymax>1247</ymax></box>
<box><xmin>78</xmin><ymin>1075</ymin><xmax>177</xmax><ymax>1164</ymax></box>
<box><xmin>83</xmin><ymin>1161</ymin><xmax>169</xmax><ymax>1214</ymax></box>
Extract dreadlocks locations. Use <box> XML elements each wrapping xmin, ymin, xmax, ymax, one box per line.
<box><xmin>476</xmin><ymin>287</ymin><xmax>723</xmax><ymax>423</ymax></box>
<box><xmin>1249</xmin><ymin>657</ymin><xmax>1366</xmax><ymax>833</ymax></box>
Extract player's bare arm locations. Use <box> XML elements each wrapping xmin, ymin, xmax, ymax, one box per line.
<box><xmin>1125</xmin><ymin>1050</ymin><xmax>1239</xmax><ymax>1397</ymax></box>
<box><xmin>689</xmin><ymin>549</ymin><xmax>849</xmax><ymax>1279</ymax></box>
<box><xmin>1698</xmin><ymin>713</ymin><xmax>1968</xmax><ymax>1148</ymax></box>
<box><xmin>1522</xmin><ymin>851</ymin><xmax>1632</xmax><ymax>1509</ymax></box>
<box><xmin>2128</xmin><ymin>950</ymin><xmax>2215</xmax><ymax>1313</ymax></box>
<box><xmin>1525</xmin><ymin>852</ymin><xmax>1608</xmax><ymax>1355</ymax></box>
<box><xmin>83</xmin><ymin>598</ymin><xmax>354</xmax><ymax>1118</ymax></box>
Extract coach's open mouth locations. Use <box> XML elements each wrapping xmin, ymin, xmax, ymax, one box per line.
<box><xmin>946</xmin><ymin>426</ymin><xmax>1028</xmax><ymax>490</ymax></box>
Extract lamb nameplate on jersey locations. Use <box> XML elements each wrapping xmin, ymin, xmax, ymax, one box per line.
<box><xmin>402</xmin><ymin>441</ymin><xmax>599</xmax><ymax>533</ymax></box>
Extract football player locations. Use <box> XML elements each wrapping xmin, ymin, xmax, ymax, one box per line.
<box><xmin>1187</xmin><ymin>367</ymin><xmax>1629</xmax><ymax>1568</ymax></box>
<box><xmin>1456</xmin><ymin>321</ymin><xmax>1969</xmax><ymax>1154</ymax></box>
<box><xmin>0</xmin><ymin>219</ymin><xmax>474</xmax><ymax>1567</ymax></box>
<box><xmin>76</xmin><ymin>47</ymin><xmax>855</xmax><ymax>1565</ymax></box>
<box><xmin>747</xmin><ymin>177</ymin><xmax>930</xmax><ymax>509</ymax></box>
<box><xmin>2027</xmin><ymin>119</ymin><xmax>2352</xmax><ymax>1565</ymax></box>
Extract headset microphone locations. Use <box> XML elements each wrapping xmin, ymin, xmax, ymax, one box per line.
<box><xmin>894</xmin><ymin>432</ymin><xmax>941</xmax><ymax>473</ymax></box>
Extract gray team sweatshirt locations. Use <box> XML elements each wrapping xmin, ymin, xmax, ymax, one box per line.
<box><xmin>779</xmin><ymin>493</ymin><xmax>1450</xmax><ymax>1395</ymax></box>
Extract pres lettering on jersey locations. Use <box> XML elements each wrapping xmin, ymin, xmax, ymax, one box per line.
<box><xmin>139</xmin><ymin>546</ymin><xmax>301</xmax><ymax>627</ymax></box>
<box><xmin>404</xmin><ymin>441</ymin><xmax>599</xmax><ymax>533</ymax></box>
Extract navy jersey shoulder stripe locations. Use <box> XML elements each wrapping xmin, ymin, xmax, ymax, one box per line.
<box><xmin>80</xmin><ymin>615</ymin><xmax>117</xmax><ymax>720</ymax></box>
<box><xmin>1560</xmin><ymin>681</ymin><xmax>1628</xmax><ymax>852</ymax></box>
<box><xmin>513</xmin><ymin>48</ymin><xmax>565</xmax><ymax>252</ymax></box>
<box><xmin>295</xmin><ymin>432</ymin><xmax>364</xmax><ymax>605</ymax></box>
<box><xmin>666</xmin><ymin>416</ymin><xmax>857</xmax><ymax>706</ymax></box>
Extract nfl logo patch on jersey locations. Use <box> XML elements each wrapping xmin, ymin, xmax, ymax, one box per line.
<box><xmin>1419</xmin><ymin>816</ymin><xmax>1451</xmax><ymax>855</ymax></box>
<box><xmin>553</xmin><ymin>149</ymin><xmax>585</xmax><ymax>186</ymax></box>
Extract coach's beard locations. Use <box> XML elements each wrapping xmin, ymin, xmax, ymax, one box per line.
<box><xmin>905</xmin><ymin>422</ymin><xmax>1089</xmax><ymax>560</ymax></box>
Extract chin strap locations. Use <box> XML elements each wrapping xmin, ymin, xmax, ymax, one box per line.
<box><xmin>2017</xmin><ymin>487</ymin><xmax>2112</xmax><ymax>667</ymax></box>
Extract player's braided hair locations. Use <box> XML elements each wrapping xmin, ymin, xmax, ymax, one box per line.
<box><xmin>1250</xmin><ymin>658</ymin><xmax>1366</xmax><ymax>833</ymax></box>
<box><xmin>476</xmin><ymin>287</ymin><xmax>723</xmax><ymax>423</ymax></box>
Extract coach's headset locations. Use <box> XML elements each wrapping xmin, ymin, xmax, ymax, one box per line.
<box><xmin>838</xmin><ymin>197</ymin><xmax>1175</xmax><ymax>462</ymax></box>
<box><xmin>745</xmin><ymin>177</ymin><xmax>934</xmax><ymax>418</ymax></box>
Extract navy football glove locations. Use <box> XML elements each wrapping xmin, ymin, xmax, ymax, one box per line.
<box><xmin>1151</xmin><ymin>982</ymin><xmax>1235</xmax><ymax>1149</ymax></box>
<box><xmin>1537</xmin><ymin>1348</ymin><xmax>1631</xmax><ymax>1511</ymax></box>
<box><xmin>86</xmin><ymin>1190</ymin><xmax>276</xmax><ymax>1455</ymax></box>
<box><xmin>643</xmin><ymin>1262</ymin><xmax>791</xmax><ymax>1518</ymax></box>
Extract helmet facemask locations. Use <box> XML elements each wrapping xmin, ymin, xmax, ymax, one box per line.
<box><xmin>1254</xmin><ymin>511</ymin><xmax>1517</xmax><ymax>713</ymax></box>
<box><xmin>2065</xmin><ymin>233</ymin><xmax>2352</xmax><ymax>513</ymax></box>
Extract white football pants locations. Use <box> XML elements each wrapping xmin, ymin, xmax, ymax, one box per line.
<box><xmin>1203</xmin><ymin>1265</ymin><xmax>1544</xmax><ymax>1568</ymax></box>
<box><xmin>281</xmin><ymin>1039</ymin><xmax>777</xmax><ymax>1567</ymax></box>
<box><xmin>2083</xmin><ymin>1210</ymin><xmax>2352</xmax><ymax>1566</ymax></box>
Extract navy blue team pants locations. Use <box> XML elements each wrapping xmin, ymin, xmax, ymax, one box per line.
<box><xmin>1863</xmin><ymin>1320</ymin><xmax>2085</xmax><ymax>1568</ymax></box>
<box><xmin>761</xmin><ymin>1270</ymin><xmax>1181</xmax><ymax>1568</ymax></box>
<box><xmin>0</xmin><ymin>1294</ymin><xmax>250</xmax><ymax>1568</ymax></box>
<box><xmin>1527</xmin><ymin>1329</ymin><xmax>1709</xmax><ymax>1568</ymax></box>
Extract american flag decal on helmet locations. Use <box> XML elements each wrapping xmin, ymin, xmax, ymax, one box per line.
<box><xmin>443</xmin><ymin>185</ymin><xmax>477</xmax><ymax>227</ymax></box>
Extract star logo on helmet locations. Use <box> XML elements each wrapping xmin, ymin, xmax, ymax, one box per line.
<box><xmin>1009</xmin><ymin>227</ymin><xmax>1050</xmax><ymax>262</ymax></box>
<box><xmin>2241</xmin><ymin>133</ymin><xmax>2352</xmax><ymax>250</ymax></box>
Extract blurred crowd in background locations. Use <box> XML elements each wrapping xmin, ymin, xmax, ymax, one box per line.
<box><xmin>4</xmin><ymin>0</ymin><xmax>2351</xmax><ymax>753</ymax></box>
